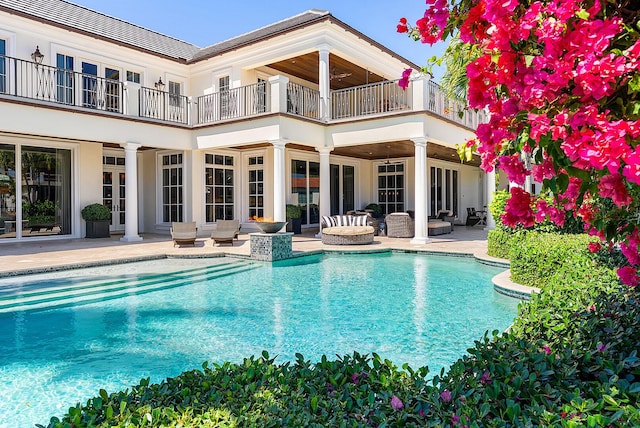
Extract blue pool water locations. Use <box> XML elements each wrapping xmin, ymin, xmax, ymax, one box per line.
<box><xmin>0</xmin><ymin>253</ymin><xmax>520</xmax><ymax>427</ymax></box>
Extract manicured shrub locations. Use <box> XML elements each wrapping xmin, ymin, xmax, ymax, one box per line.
<box><xmin>509</xmin><ymin>232</ymin><xmax>599</xmax><ymax>288</ymax></box>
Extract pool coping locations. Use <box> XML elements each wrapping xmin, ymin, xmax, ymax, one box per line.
<box><xmin>0</xmin><ymin>247</ymin><xmax>537</xmax><ymax>301</ymax></box>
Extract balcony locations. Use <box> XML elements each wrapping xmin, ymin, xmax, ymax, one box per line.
<box><xmin>0</xmin><ymin>55</ymin><xmax>486</xmax><ymax>130</ymax></box>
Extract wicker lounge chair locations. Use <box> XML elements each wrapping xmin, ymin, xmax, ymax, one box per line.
<box><xmin>211</xmin><ymin>219</ymin><xmax>240</xmax><ymax>246</ymax></box>
<box><xmin>170</xmin><ymin>222</ymin><xmax>197</xmax><ymax>247</ymax></box>
<box><xmin>385</xmin><ymin>212</ymin><xmax>415</xmax><ymax>238</ymax></box>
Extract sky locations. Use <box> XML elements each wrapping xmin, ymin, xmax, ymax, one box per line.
<box><xmin>68</xmin><ymin>0</ymin><xmax>447</xmax><ymax>80</ymax></box>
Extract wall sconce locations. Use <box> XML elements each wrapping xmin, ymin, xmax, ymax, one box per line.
<box><xmin>31</xmin><ymin>46</ymin><xmax>44</xmax><ymax>64</ymax></box>
<box><xmin>154</xmin><ymin>77</ymin><xmax>165</xmax><ymax>91</ymax></box>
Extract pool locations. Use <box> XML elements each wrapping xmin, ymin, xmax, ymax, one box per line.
<box><xmin>0</xmin><ymin>252</ymin><xmax>520</xmax><ymax>426</ymax></box>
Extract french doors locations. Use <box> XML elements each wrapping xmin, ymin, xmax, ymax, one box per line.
<box><xmin>102</xmin><ymin>167</ymin><xmax>125</xmax><ymax>232</ymax></box>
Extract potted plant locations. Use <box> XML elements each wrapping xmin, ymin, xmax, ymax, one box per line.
<box><xmin>285</xmin><ymin>204</ymin><xmax>302</xmax><ymax>234</ymax></box>
<box><xmin>364</xmin><ymin>203</ymin><xmax>383</xmax><ymax>219</ymax></box>
<box><xmin>81</xmin><ymin>203</ymin><xmax>111</xmax><ymax>238</ymax></box>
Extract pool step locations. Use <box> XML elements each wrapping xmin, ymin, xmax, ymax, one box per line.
<box><xmin>0</xmin><ymin>260</ymin><xmax>257</xmax><ymax>313</ymax></box>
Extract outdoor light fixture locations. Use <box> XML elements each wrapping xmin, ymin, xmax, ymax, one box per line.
<box><xmin>154</xmin><ymin>77</ymin><xmax>165</xmax><ymax>91</ymax></box>
<box><xmin>31</xmin><ymin>46</ymin><xmax>44</xmax><ymax>64</ymax></box>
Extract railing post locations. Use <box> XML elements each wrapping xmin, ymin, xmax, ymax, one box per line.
<box><xmin>268</xmin><ymin>75</ymin><xmax>289</xmax><ymax>113</ymax></box>
<box><xmin>187</xmin><ymin>96</ymin><xmax>193</xmax><ymax>125</ymax></box>
<box><xmin>411</xmin><ymin>74</ymin><xmax>429</xmax><ymax>111</ymax></box>
<box><xmin>123</xmin><ymin>81</ymin><xmax>140</xmax><ymax>117</ymax></box>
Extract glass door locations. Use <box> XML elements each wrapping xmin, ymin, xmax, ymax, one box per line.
<box><xmin>291</xmin><ymin>159</ymin><xmax>320</xmax><ymax>225</ymax></box>
<box><xmin>103</xmin><ymin>167</ymin><xmax>125</xmax><ymax>232</ymax></box>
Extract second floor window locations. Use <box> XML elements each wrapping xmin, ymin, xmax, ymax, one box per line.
<box><xmin>56</xmin><ymin>54</ymin><xmax>74</xmax><ymax>105</ymax></box>
<box><xmin>126</xmin><ymin>71</ymin><xmax>140</xmax><ymax>83</ymax></box>
<box><xmin>0</xmin><ymin>39</ymin><xmax>6</xmax><ymax>94</ymax></box>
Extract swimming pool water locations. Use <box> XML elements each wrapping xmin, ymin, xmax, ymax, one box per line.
<box><xmin>0</xmin><ymin>253</ymin><xmax>520</xmax><ymax>427</ymax></box>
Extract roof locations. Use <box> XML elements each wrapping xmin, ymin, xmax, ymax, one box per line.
<box><xmin>0</xmin><ymin>0</ymin><xmax>200</xmax><ymax>61</ymax></box>
<box><xmin>0</xmin><ymin>0</ymin><xmax>418</xmax><ymax>68</ymax></box>
<box><xmin>191</xmin><ymin>10</ymin><xmax>330</xmax><ymax>61</ymax></box>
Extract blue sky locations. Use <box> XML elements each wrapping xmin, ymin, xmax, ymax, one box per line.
<box><xmin>69</xmin><ymin>0</ymin><xmax>447</xmax><ymax>80</ymax></box>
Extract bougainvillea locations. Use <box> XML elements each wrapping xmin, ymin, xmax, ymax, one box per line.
<box><xmin>399</xmin><ymin>0</ymin><xmax>640</xmax><ymax>286</ymax></box>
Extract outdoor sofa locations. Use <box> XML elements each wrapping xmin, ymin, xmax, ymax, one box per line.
<box><xmin>321</xmin><ymin>214</ymin><xmax>375</xmax><ymax>245</ymax></box>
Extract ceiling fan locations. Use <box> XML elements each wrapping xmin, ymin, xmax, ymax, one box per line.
<box><xmin>330</xmin><ymin>67</ymin><xmax>352</xmax><ymax>81</ymax></box>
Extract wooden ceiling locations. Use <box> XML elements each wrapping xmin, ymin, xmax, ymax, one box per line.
<box><xmin>230</xmin><ymin>141</ymin><xmax>480</xmax><ymax>167</ymax></box>
<box><xmin>268</xmin><ymin>52</ymin><xmax>385</xmax><ymax>90</ymax></box>
<box><xmin>331</xmin><ymin>141</ymin><xmax>481</xmax><ymax>166</ymax></box>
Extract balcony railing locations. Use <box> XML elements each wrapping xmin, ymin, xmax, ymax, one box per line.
<box><xmin>331</xmin><ymin>79</ymin><xmax>412</xmax><ymax>119</ymax></box>
<box><xmin>425</xmin><ymin>81</ymin><xmax>487</xmax><ymax>129</ymax></box>
<box><xmin>0</xmin><ymin>55</ymin><xmax>123</xmax><ymax>113</ymax></box>
<box><xmin>287</xmin><ymin>82</ymin><xmax>320</xmax><ymax>119</ymax></box>
<box><xmin>139</xmin><ymin>87</ymin><xmax>188</xmax><ymax>124</ymax></box>
<box><xmin>0</xmin><ymin>54</ymin><xmax>486</xmax><ymax>129</ymax></box>
<box><xmin>197</xmin><ymin>82</ymin><xmax>270</xmax><ymax>124</ymax></box>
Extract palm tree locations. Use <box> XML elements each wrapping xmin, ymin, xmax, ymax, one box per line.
<box><xmin>439</xmin><ymin>34</ymin><xmax>481</xmax><ymax>101</ymax></box>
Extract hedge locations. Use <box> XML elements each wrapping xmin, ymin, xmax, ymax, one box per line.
<box><xmin>40</xmin><ymin>236</ymin><xmax>639</xmax><ymax>427</ymax></box>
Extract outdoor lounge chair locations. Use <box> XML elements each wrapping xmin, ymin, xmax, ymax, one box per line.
<box><xmin>385</xmin><ymin>212</ymin><xmax>415</xmax><ymax>238</ymax></box>
<box><xmin>211</xmin><ymin>219</ymin><xmax>240</xmax><ymax>246</ymax></box>
<box><xmin>170</xmin><ymin>221</ymin><xmax>197</xmax><ymax>247</ymax></box>
<box><xmin>465</xmin><ymin>208</ymin><xmax>482</xmax><ymax>226</ymax></box>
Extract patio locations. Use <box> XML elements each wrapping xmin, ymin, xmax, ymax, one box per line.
<box><xmin>0</xmin><ymin>226</ymin><xmax>500</xmax><ymax>277</ymax></box>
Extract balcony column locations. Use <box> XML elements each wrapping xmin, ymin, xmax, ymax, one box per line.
<box><xmin>484</xmin><ymin>168</ymin><xmax>496</xmax><ymax>230</ymax></box>
<box><xmin>315</xmin><ymin>147</ymin><xmax>333</xmax><ymax>238</ymax></box>
<box><xmin>318</xmin><ymin>44</ymin><xmax>331</xmax><ymax>121</ymax></box>
<box><xmin>271</xmin><ymin>139</ymin><xmax>287</xmax><ymax>222</ymax></box>
<box><xmin>411</xmin><ymin>137</ymin><xmax>430</xmax><ymax>244</ymax></box>
<box><xmin>120</xmin><ymin>142</ymin><xmax>143</xmax><ymax>242</ymax></box>
<box><xmin>269</xmin><ymin>75</ymin><xmax>289</xmax><ymax>113</ymax></box>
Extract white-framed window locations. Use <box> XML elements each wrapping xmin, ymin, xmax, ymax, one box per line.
<box><xmin>377</xmin><ymin>162</ymin><xmax>405</xmax><ymax>215</ymax></box>
<box><xmin>219</xmin><ymin>76</ymin><xmax>231</xmax><ymax>118</ymax></box>
<box><xmin>168</xmin><ymin>80</ymin><xmax>181</xmax><ymax>106</ymax></box>
<box><xmin>0</xmin><ymin>38</ymin><xmax>6</xmax><ymax>94</ymax></box>
<box><xmin>205</xmin><ymin>154</ymin><xmax>235</xmax><ymax>222</ymax></box>
<box><xmin>160</xmin><ymin>153</ymin><xmax>183</xmax><ymax>223</ymax></box>
<box><xmin>429</xmin><ymin>165</ymin><xmax>459</xmax><ymax>217</ymax></box>
<box><xmin>247</xmin><ymin>155</ymin><xmax>264</xmax><ymax>219</ymax></box>
<box><xmin>126</xmin><ymin>71</ymin><xmax>140</xmax><ymax>83</ymax></box>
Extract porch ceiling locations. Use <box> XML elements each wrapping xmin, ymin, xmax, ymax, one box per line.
<box><xmin>268</xmin><ymin>52</ymin><xmax>385</xmax><ymax>90</ymax></box>
<box><xmin>230</xmin><ymin>141</ymin><xmax>481</xmax><ymax>167</ymax></box>
<box><xmin>331</xmin><ymin>141</ymin><xmax>482</xmax><ymax>167</ymax></box>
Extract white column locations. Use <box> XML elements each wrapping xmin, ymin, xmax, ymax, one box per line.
<box><xmin>411</xmin><ymin>137</ymin><xmax>430</xmax><ymax>244</ymax></box>
<box><xmin>120</xmin><ymin>142</ymin><xmax>143</xmax><ymax>242</ymax></box>
<box><xmin>268</xmin><ymin>75</ymin><xmax>289</xmax><ymax>113</ymax></box>
<box><xmin>485</xmin><ymin>168</ymin><xmax>496</xmax><ymax>230</ymax></box>
<box><xmin>315</xmin><ymin>147</ymin><xmax>332</xmax><ymax>238</ymax></box>
<box><xmin>271</xmin><ymin>139</ymin><xmax>287</xmax><ymax>222</ymax></box>
<box><xmin>318</xmin><ymin>45</ymin><xmax>330</xmax><ymax>121</ymax></box>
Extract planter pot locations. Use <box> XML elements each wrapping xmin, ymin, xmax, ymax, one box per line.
<box><xmin>85</xmin><ymin>220</ymin><xmax>111</xmax><ymax>238</ymax></box>
<box><xmin>286</xmin><ymin>217</ymin><xmax>302</xmax><ymax>234</ymax></box>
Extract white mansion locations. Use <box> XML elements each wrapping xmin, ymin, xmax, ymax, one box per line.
<box><xmin>0</xmin><ymin>0</ymin><xmax>493</xmax><ymax>243</ymax></box>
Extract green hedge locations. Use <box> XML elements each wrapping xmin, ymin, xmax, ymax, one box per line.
<box><xmin>41</xmin><ymin>236</ymin><xmax>639</xmax><ymax>427</ymax></box>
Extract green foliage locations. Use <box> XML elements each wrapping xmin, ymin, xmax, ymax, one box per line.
<box><xmin>285</xmin><ymin>204</ymin><xmax>302</xmax><ymax>219</ymax></box>
<box><xmin>23</xmin><ymin>200</ymin><xmax>56</xmax><ymax>223</ymax></box>
<box><xmin>487</xmin><ymin>228</ymin><xmax>524</xmax><ymax>259</ymax></box>
<box><xmin>81</xmin><ymin>203</ymin><xmax>111</xmax><ymax>221</ymax></box>
<box><xmin>364</xmin><ymin>203</ymin><xmax>382</xmax><ymax>218</ymax></box>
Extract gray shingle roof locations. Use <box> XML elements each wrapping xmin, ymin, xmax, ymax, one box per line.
<box><xmin>192</xmin><ymin>9</ymin><xmax>330</xmax><ymax>61</ymax></box>
<box><xmin>0</xmin><ymin>0</ymin><xmax>332</xmax><ymax>63</ymax></box>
